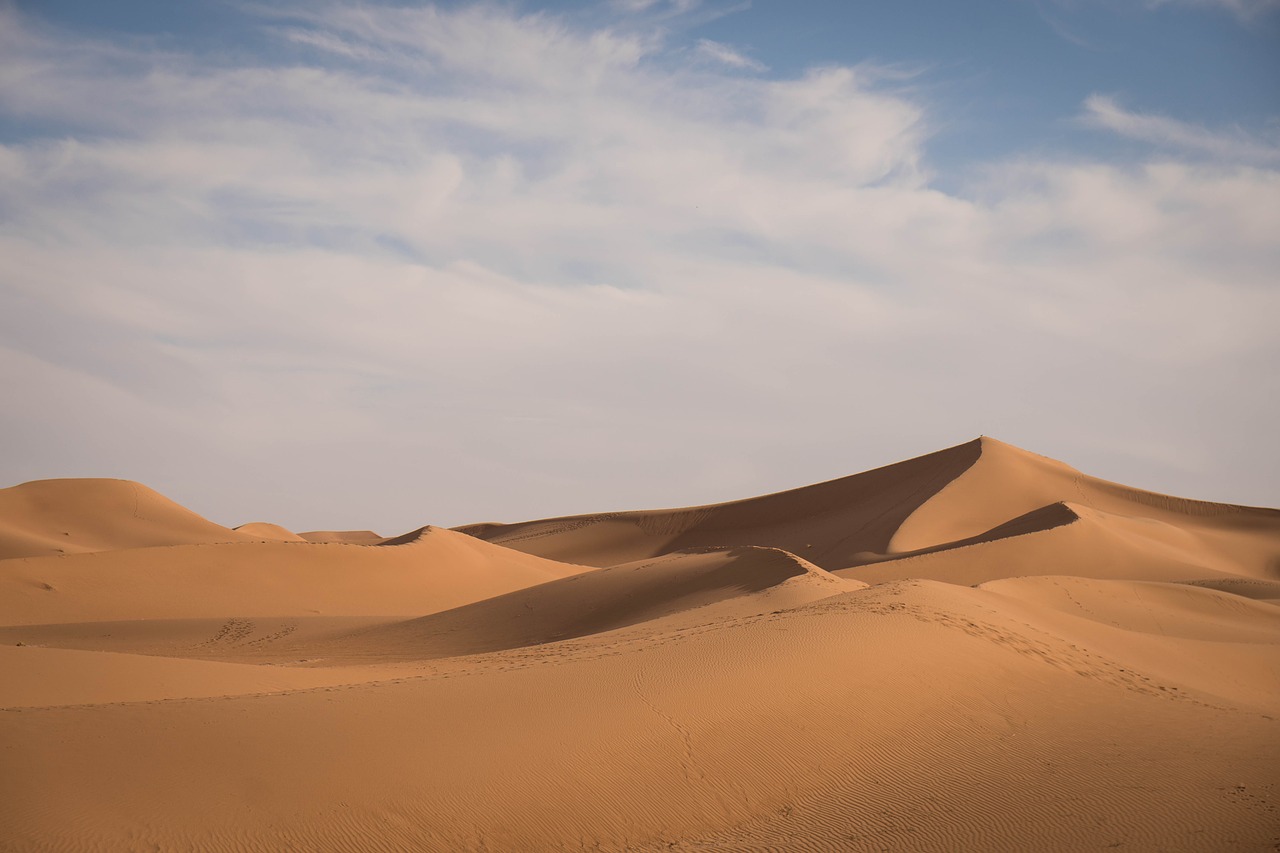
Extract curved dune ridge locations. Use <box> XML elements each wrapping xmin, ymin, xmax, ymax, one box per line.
<box><xmin>1</xmin><ymin>437</ymin><xmax>1278</xmax><ymax>851</ymax></box>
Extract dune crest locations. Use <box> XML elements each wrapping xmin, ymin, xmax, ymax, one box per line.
<box><xmin>0</xmin><ymin>478</ymin><xmax>254</xmax><ymax>560</ymax></box>
<box><xmin>890</xmin><ymin>436</ymin><xmax>1279</xmax><ymax>556</ymax></box>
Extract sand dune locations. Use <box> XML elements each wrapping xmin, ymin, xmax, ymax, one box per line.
<box><xmin>299</xmin><ymin>529</ymin><xmax>386</xmax><ymax>544</ymax></box>
<box><xmin>0</xmin><ymin>478</ymin><xmax>255</xmax><ymax>559</ymax></box>
<box><xmin>2</xmin><ymin>438</ymin><xmax>1278</xmax><ymax>851</ymax></box>
<box><xmin>0</xmin><ymin>526</ymin><xmax>589</xmax><ymax>625</ymax></box>
<box><xmin>305</xmin><ymin>546</ymin><xmax>863</xmax><ymax>661</ymax></box>
<box><xmin>455</xmin><ymin>438</ymin><xmax>982</xmax><ymax>567</ymax></box>
<box><xmin>234</xmin><ymin>521</ymin><xmax>306</xmax><ymax>542</ymax></box>
<box><xmin>460</xmin><ymin>437</ymin><xmax>1280</xmax><ymax>579</ymax></box>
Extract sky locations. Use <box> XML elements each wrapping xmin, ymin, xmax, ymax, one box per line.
<box><xmin>1</xmin><ymin>0</ymin><xmax>1277</xmax><ymax>533</ymax></box>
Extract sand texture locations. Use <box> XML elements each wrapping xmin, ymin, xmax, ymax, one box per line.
<box><xmin>1</xmin><ymin>438</ymin><xmax>1278</xmax><ymax>851</ymax></box>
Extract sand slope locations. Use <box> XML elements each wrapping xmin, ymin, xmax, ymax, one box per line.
<box><xmin>0</xmin><ymin>526</ymin><xmax>590</xmax><ymax>625</ymax></box>
<box><xmin>305</xmin><ymin>546</ymin><xmax>864</xmax><ymax>661</ymax></box>
<box><xmin>1</xmin><ymin>438</ymin><xmax>1278</xmax><ymax>851</ymax></box>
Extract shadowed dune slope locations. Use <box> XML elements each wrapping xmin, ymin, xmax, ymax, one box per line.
<box><xmin>456</xmin><ymin>439</ymin><xmax>983</xmax><ymax>568</ymax></box>
<box><xmin>0</xmin><ymin>526</ymin><xmax>590</xmax><ymax>625</ymax></box>
<box><xmin>459</xmin><ymin>437</ymin><xmax>1280</xmax><ymax>579</ymax></box>
<box><xmin>0</xmin><ymin>478</ymin><xmax>255</xmax><ymax>560</ymax></box>
<box><xmin>311</xmin><ymin>546</ymin><xmax>864</xmax><ymax>661</ymax></box>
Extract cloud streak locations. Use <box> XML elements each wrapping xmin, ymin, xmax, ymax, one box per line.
<box><xmin>694</xmin><ymin>38</ymin><xmax>766</xmax><ymax>70</ymax></box>
<box><xmin>1083</xmin><ymin>95</ymin><xmax>1280</xmax><ymax>165</ymax></box>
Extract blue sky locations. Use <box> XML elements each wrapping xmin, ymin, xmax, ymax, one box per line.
<box><xmin>1</xmin><ymin>0</ymin><xmax>1277</xmax><ymax>531</ymax></box>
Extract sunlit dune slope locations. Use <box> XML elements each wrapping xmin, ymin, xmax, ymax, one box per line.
<box><xmin>0</xmin><ymin>478</ymin><xmax>255</xmax><ymax>559</ymax></box>
<box><xmin>836</xmin><ymin>501</ymin><xmax>1276</xmax><ymax>586</ymax></box>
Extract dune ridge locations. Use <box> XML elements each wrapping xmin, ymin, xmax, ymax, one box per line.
<box><xmin>0</xmin><ymin>478</ymin><xmax>256</xmax><ymax>560</ymax></box>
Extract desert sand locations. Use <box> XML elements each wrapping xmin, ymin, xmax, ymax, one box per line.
<box><xmin>1</xmin><ymin>437</ymin><xmax>1277</xmax><ymax>851</ymax></box>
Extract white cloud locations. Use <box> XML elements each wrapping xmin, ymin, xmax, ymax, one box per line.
<box><xmin>0</xmin><ymin>3</ymin><xmax>1277</xmax><ymax>530</ymax></box>
<box><xmin>1083</xmin><ymin>95</ymin><xmax>1280</xmax><ymax>165</ymax></box>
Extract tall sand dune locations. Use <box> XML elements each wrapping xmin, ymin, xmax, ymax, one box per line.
<box><xmin>460</xmin><ymin>437</ymin><xmax>1280</xmax><ymax>581</ymax></box>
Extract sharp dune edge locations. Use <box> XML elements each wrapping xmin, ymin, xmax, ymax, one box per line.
<box><xmin>1</xmin><ymin>439</ymin><xmax>1277</xmax><ymax>852</ymax></box>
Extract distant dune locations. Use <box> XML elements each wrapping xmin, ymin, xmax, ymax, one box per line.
<box><xmin>298</xmin><ymin>529</ymin><xmax>387</xmax><ymax>544</ymax></box>
<box><xmin>2</xmin><ymin>438</ymin><xmax>1277</xmax><ymax>851</ymax></box>
<box><xmin>0</xmin><ymin>478</ymin><xmax>257</xmax><ymax>559</ymax></box>
<box><xmin>233</xmin><ymin>521</ymin><xmax>306</xmax><ymax>542</ymax></box>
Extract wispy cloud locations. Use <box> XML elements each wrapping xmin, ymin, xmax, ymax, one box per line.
<box><xmin>0</xmin><ymin>3</ymin><xmax>1276</xmax><ymax>528</ymax></box>
<box><xmin>1083</xmin><ymin>94</ymin><xmax>1280</xmax><ymax>165</ymax></box>
<box><xmin>694</xmin><ymin>38</ymin><xmax>766</xmax><ymax>71</ymax></box>
<box><xmin>613</xmin><ymin>0</ymin><xmax>705</xmax><ymax>16</ymax></box>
